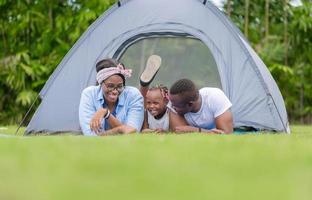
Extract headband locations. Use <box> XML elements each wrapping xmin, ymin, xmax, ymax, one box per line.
<box><xmin>96</xmin><ymin>64</ymin><xmax>132</xmax><ymax>84</ymax></box>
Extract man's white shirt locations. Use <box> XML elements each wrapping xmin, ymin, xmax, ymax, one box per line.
<box><xmin>184</xmin><ymin>87</ymin><xmax>232</xmax><ymax>130</ymax></box>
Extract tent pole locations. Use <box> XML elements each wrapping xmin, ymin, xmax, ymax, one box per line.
<box><xmin>15</xmin><ymin>94</ymin><xmax>40</xmax><ymax>136</ymax></box>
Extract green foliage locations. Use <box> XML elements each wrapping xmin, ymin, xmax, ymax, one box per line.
<box><xmin>225</xmin><ymin>0</ymin><xmax>312</xmax><ymax>123</ymax></box>
<box><xmin>0</xmin><ymin>0</ymin><xmax>311</xmax><ymax>124</ymax></box>
<box><xmin>0</xmin><ymin>0</ymin><xmax>115</xmax><ymax>124</ymax></box>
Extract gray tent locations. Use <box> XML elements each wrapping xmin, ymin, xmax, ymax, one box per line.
<box><xmin>25</xmin><ymin>0</ymin><xmax>290</xmax><ymax>134</ymax></box>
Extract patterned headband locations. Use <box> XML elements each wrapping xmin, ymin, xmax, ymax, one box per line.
<box><xmin>96</xmin><ymin>64</ymin><xmax>132</xmax><ymax>84</ymax></box>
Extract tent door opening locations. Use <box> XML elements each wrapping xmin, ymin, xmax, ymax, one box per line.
<box><xmin>113</xmin><ymin>33</ymin><xmax>222</xmax><ymax>89</ymax></box>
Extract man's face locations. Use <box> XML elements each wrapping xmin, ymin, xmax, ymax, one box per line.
<box><xmin>169</xmin><ymin>93</ymin><xmax>193</xmax><ymax>115</ymax></box>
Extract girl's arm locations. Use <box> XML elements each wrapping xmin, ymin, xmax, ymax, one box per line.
<box><xmin>142</xmin><ymin>110</ymin><xmax>149</xmax><ymax>130</ymax></box>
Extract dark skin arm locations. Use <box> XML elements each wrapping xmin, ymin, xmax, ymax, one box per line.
<box><xmin>142</xmin><ymin>110</ymin><xmax>149</xmax><ymax>130</ymax></box>
<box><xmin>90</xmin><ymin>108</ymin><xmax>123</xmax><ymax>134</ymax></box>
<box><xmin>169</xmin><ymin>111</ymin><xmax>188</xmax><ymax>132</ymax></box>
<box><xmin>174</xmin><ymin>109</ymin><xmax>233</xmax><ymax>134</ymax></box>
<box><xmin>90</xmin><ymin>107</ymin><xmax>138</xmax><ymax>135</ymax></box>
<box><xmin>214</xmin><ymin>110</ymin><xmax>233</xmax><ymax>134</ymax></box>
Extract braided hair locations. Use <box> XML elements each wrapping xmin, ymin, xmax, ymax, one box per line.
<box><xmin>148</xmin><ymin>84</ymin><xmax>169</xmax><ymax>102</ymax></box>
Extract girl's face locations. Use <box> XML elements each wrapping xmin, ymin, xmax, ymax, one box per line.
<box><xmin>101</xmin><ymin>74</ymin><xmax>124</xmax><ymax>104</ymax></box>
<box><xmin>146</xmin><ymin>89</ymin><xmax>168</xmax><ymax>118</ymax></box>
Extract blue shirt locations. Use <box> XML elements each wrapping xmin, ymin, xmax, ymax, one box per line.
<box><xmin>79</xmin><ymin>85</ymin><xmax>144</xmax><ymax>136</ymax></box>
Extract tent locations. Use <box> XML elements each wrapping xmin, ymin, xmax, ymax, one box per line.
<box><xmin>25</xmin><ymin>0</ymin><xmax>290</xmax><ymax>134</ymax></box>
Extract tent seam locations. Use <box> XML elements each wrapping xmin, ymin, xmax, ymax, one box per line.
<box><xmin>39</xmin><ymin>3</ymin><xmax>120</xmax><ymax>97</ymax></box>
<box><xmin>203</xmin><ymin>1</ymin><xmax>287</xmax><ymax>131</ymax></box>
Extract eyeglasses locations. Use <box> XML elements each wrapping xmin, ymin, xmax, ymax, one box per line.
<box><xmin>103</xmin><ymin>83</ymin><xmax>124</xmax><ymax>93</ymax></box>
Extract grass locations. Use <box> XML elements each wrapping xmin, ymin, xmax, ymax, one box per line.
<box><xmin>0</xmin><ymin>125</ymin><xmax>311</xmax><ymax>200</ymax></box>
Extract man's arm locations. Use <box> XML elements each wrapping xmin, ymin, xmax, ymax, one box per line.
<box><xmin>169</xmin><ymin>111</ymin><xmax>188</xmax><ymax>132</ymax></box>
<box><xmin>174</xmin><ymin>110</ymin><xmax>233</xmax><ymax>134</ymax></box>
<box><xmin>214</xmin><ymin>109</ymin><xmax>233</xmax><ymax>134</ymax></box>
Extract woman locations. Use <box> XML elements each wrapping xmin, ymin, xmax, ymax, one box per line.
<box><xmin>79</xmin><ymin>58</ymin><xmax>144</xmax><ymax>136</ymax></box>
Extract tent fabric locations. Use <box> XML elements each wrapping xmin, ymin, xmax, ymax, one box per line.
<box><xmin>26</xmin><ymin>0</ymin><xmax>290</xmax><ymax>134</ymax></box>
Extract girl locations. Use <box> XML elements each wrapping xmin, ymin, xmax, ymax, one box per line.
<box><xmin>140</xmin><ymin>55</ymin><xmax>188</xmax><ymax>132</ymax></box>
<box><xmin>142</xmin><ymin>85</ymin><xmax>170</xmax><ymax>132</ymax></box>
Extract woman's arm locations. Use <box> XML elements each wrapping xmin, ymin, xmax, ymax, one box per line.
<box><xmin>79</xmin><ymin>88</ymin><xmax>98</xmax><ymax>136</ymax></box>
<box><xmin>106</xmin><ymin>113</ymin><xmax>123</xmax><ymax>128</ymax></box>
<box><xmin>97</xmin><ymin>88</ymin><xmax>144</xmax><ymax>135</ymax></box>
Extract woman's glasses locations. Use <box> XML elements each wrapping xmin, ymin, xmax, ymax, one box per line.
<box><xmin>103</xmin><ymin>83</ymin><xmax>124</xmax><ymax>93</ymax></box>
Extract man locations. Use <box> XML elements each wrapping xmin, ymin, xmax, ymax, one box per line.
<box><xmin>169</xmin><ymin>79</ymin><xmax>233</xmax><ymax>134</ymax></box>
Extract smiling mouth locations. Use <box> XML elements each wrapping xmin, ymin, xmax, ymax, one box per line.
<box><xmin>107</xmin><ymin>93</ymin><xmax>118</xmax><ymax>100</ymax></box>
<box><xmin>148</xmin><ymin>110</ymin><xmax>158</xmax><ymax>115</ymax></box>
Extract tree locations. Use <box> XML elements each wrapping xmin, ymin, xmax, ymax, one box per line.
<box><xmin>223</xmin><ymin>0</ymin><xmax>312</xmax><ymax>123</ymax></box>
<box><xmin>0</xmin><ymin>0</ymin><xmax>115</xmax><ymax>124</ymax></box>
<box><xmin>244</xmin><ymin>0</ymin><xmax>249</xmax><ymax>38</ymax></box>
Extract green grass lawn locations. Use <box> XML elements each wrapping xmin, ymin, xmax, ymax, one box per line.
<box><xmin>0</xmin><ymin>125</ymin><xmax>311</xmax><ymax>200</ymax></box>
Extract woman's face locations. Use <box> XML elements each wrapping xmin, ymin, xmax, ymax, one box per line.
<box><xmin>146</xmin><ymin>89</ymin><xmax>168</xmax><ymax>118</ymax></box>
<box><xmin>101</xmin><ymin>74</ymin><xmax>124</xmax><ymax>104</ymax></box>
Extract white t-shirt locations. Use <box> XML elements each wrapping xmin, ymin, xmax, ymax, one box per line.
<box><xmin>184</xmin><ymin>87</ymin><xmax>232</xmax><ymax>130</ymax></box>
<box><xmin>147</xmin><ymin>108</ymin><xmax>170</xmax><ymax>131</ymax></box>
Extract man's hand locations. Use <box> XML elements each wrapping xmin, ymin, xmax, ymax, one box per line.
<box><xmin>210</xmin><ymin>128</ymin><xmax>225</xmax><ymax>134</ymax></box>
<box><xmin>175</xmin><ymin>126</ymin><xmax>225</xmax><ymax>134</ymax></box>
<box><xmin>90</xmin><ymin>108</ymin><xmax>107</xmax><ymax>133</ymax></box>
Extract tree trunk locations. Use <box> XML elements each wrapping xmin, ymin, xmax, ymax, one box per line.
<box><xmin>244</xmin><ymin>0</ymin><xmax>249</xmax><ymax>38</ymax></box>
<box><xmin>265</xmin><ymin>0</ymin><xmax>270</xmax><ymax>41</ymax></box>
<box><xmin>26</xmin><ymin>0</ymin><xmax>31</xmax><ymax>50</ymax></box>
<box><xmin>283</xmin><ymin>0</ymin><xmax>288</xmax><ymax>65</ymax></box>
<box><xmin>226</xmin><ymin>0</ymin><xmax>231</xmax><ymax>17</ymax></box>
<box><xmin>0</xmin><ymin>24</ymin><xmax>7</xmax><ymax>56</ymax></box>
<box><xmin>49</xmin><ymin>4</ymin><xmax>54</xmax><ymax>29</ymax></box>
<box><xmin>300</xmin><ymin>71</ymin><xmax>304</xmax><ymax>124</ymax></box>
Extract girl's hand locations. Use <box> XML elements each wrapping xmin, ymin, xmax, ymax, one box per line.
<box><xmin>155</xmin><ymin>128</ymin><xmax>165</xmax><ymax>133</ymax></box>
<box><xmin>141</xmin><ymin>128</ymin><xmax>155</xmax><ymax>133</ymax></box>
<box><xmin>90</xmin><ymin>108</ymin><xmax>107</xmax><ymax>133</ymax></box>
<box><xmin>175</xmin><ymin>125</ymin><xmax>199</xmax><ymax>133</ymax></box>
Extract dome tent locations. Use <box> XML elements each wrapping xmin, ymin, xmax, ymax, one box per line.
<box><xmin>25</xmin><ymin>0</ymin><xmax>290</xmax><ymax>134</ymax></box>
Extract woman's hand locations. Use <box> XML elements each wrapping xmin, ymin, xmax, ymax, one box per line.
<box><xmin>90</xmin><ymin>108</ymin><xmax>107</xmax><ymax>133</ymax></box>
